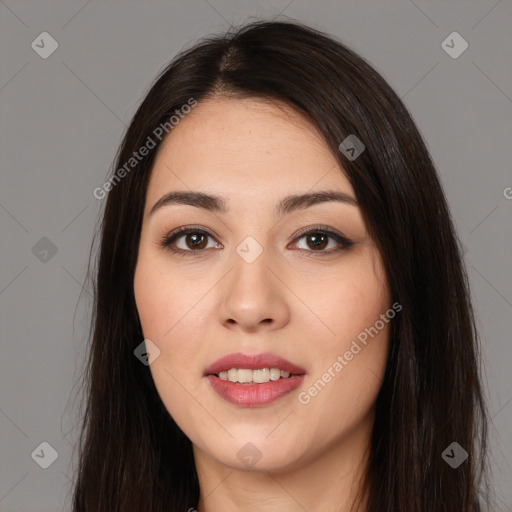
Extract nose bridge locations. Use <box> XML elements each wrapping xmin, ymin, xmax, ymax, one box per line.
<box><xmin>218</xmin><ymin>232</ymin><xmax>289</xmax><ymax>330</ymax></box>
<box><xmin>230</xmin><ymin>234</ymin><xmax>273</xmax><ymax>296</ymax></box>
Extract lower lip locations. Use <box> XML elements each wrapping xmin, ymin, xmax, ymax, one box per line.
<box><xmin>207</xmin><ymin>374</ymin><xmax>305</xmax><ymax>407</ymax></box>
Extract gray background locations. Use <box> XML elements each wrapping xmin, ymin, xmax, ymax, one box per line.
<box><xmin>0</xmin><ymin>1</ymin><xmax>511</xmax><ymax>510</ymax></box>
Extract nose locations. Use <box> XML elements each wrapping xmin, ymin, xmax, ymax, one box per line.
<box><xmin>217</xmin><ymin>243</ymin><xmax>291</xmax><ymax>333</ymax></box>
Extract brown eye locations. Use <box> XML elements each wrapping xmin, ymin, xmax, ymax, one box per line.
<box><xmin>291</xmin><ymin>227</ymin><xmax>353</xmax><ymax>255</ymax></box>
<box><xmin>159</xmin><ymin>227</ymin><xmax>221</xmax><ymax>257</ymax></box>
<box><xmin>184</xmin><ymin>232</ymin><xmax>208</xmax><ymax>250</ymax></box>
<box><xmin>304</xmin><ymin>232</ymin><xmax>329</xmax><ymax>251</ymax></box>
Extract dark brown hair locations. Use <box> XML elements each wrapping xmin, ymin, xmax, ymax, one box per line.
<box><xmin>71</xmin><ymin>19</ymin><xmax>491</xmax><ymax>511</ymax></box>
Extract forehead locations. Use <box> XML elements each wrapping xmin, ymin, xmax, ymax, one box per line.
<box><xmin>146</xmin><ymin>97</ymin><xmax>354</xmax><ymax>208</ymax></box>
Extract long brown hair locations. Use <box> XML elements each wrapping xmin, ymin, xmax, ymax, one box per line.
<box><xmin>71</xmin><ymin>19</ymin><xmax>491</xmax><ymax>511</ymax></box>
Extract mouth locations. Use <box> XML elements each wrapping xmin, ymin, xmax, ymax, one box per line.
<box><xmin>204</xmin><ymin>352</ymin><xmax>306</xmax><ymax>407</ymax></box>
<box><xmin>204</xmin><ymin>351</ymin><xmax>306</xmax><ymax>379</ymax></box>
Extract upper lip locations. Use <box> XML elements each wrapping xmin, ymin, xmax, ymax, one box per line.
<box><xmin>204</xmin><ymin>352</ymin><xmax>306</xmax><ymax>376</ymax></box>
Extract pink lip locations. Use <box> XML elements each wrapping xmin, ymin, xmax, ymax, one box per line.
<box><xmin>204</xmin><ymin>352</ymin><xmax>306</xmax><ymax>376</ymax></box>
<box><xmin>204</xmin><ymin>352</ymin><xmax>307</xmax><ymax>408</ymax></box>
<box><xmin>207</xmin><ymin>375</ymin><xmax>305</xmax><ymax>407</ymax></box>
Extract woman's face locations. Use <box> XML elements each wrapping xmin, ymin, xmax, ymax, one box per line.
<box><xmin>134</xmin><ymin>97</ymin><xmax>392</xmax><ymax>473</ymax></box>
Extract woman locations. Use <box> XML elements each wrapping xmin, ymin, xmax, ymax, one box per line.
<box><xmin>72</xmin><ymin>20</ymin><xmax>490</xmax><ymax>511</ymax></box>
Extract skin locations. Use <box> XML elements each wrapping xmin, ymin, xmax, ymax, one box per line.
<box><xmin>133</xmin><ymin>97</ymin><xmax>392</xmax><ymax>512</ymax></box>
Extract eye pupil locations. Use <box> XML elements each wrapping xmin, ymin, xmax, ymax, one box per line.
<box><xmin>307</xmin><ymin>233</ymin><xmax>328</xmax><ymax>250</ymax></box>
<box><xmin>187</xmin><ymin>233</ymin><xmax>207</xmax><ymax>250</ymax></box>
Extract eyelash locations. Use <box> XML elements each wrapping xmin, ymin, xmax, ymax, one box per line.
<box><xmin>158</xmin><ymin>224</ymin><xmax>353</xmax><ymax>258</ymax></box>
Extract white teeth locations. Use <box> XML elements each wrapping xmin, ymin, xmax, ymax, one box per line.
<box><xmin>269</xmin><ymin>368</ymin><xmax>281</xmax><ymax>381</ymax></box>
<box><xmin>237</xmin><ymin>369</ymin><xmax>253</xmax><ymax>383</ymax></box>
<box><xmin>253</xmin><ymin>368</ymin><xmax>270</xmax><ymax>383</ymax></box>
<box><xmin>218</xmin><ymin>367</ymin><xmax>294</xmax><ymax>383</ymax></box>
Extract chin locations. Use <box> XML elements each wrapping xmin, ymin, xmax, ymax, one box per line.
<box><xmin>202</xmin><ymin>437</ymin><xmax>307</xmax><ymax>474</ymax></box>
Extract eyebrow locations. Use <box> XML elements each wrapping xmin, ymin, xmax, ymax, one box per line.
<box><xmin>149</xmin><ymin>189</ymin><xmax>358</xmax><ymax>218</ymax></box>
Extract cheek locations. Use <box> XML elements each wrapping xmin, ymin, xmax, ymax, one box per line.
<box><xmin>303</xmin><ymin>253</ymin><xmax>389</xmax><ymax>352</ymax></box>
<box><xmin>134</xmin><ymin>246</ymin><xmax>192</xmax><ymax>339</ymax></box>
<box><xmin>133</xmin><ymin>269</ymin><xmax>168</xmax><ymax>341</ymax></box>
<box><xmin>295</xmin><ymin>253</ymin><xmax>390</xmax><ymax>417</ymax></box>
<box><xmin>133</xmin><ymin>249</ymin><xmax>210</xmax><ymax>376</ymax></box>
<box><xmin>134</xmin><ymin>255</ymin><xmax>208</xmax><ymax>433</ymax></box>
